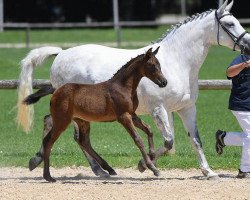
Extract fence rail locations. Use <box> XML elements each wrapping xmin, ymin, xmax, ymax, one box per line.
<box><xmin>0</xmin><ymin>79</ymin><xmax>232</xmax><ymax>90</ymax></box>
<box><xmin>3</xmin><ymin>17</ymin><xmax>250</xmax><ymax>48</ymax></box>
<box><xmin>3</xmin><ymin>18</ymin><xmax>250</xmax><ymax>29</ymax></box>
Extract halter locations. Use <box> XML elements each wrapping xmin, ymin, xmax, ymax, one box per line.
<box><xmin>215</xmin><ymin>10</ymin><xmax>248</xmax><ymax>52</ymax></box>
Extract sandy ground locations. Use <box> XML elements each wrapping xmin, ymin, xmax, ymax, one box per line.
<box><xmin>1</xmin><ymin>167</ymin><xmax>250</xmax><ymax>200</ymax></box>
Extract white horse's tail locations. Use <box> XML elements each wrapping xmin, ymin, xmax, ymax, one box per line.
<box><xmin>17</xmin><ymin>46</ymin><xmax>62</xmax><ymax>133</ymax></box>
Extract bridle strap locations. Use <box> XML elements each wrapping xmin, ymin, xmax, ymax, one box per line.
<box><xmin>215</xmin><ymin>10</ymin><xmax>248</xmax><ymax>51</ymax></box>
<box><xmin>234</xmin><ymin>31</ymin><xmax>248</xmax><ymax>50</ymax></box>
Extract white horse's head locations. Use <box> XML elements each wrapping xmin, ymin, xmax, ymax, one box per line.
<box><xmin>215</xmin><ymin>0</ymin><xmax>250</xmax><ymax>55</ymax></box>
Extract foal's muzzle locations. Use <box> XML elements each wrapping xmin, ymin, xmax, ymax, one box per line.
<box><xmin>159</xmin><ymin>79</ymin><xmax>168</xmax><ymax>88</ymax></box>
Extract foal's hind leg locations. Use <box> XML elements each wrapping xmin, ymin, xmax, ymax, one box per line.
<box><xmin>42</xmin><ymin>119</ymin><xmax>71</xmax><ymax>182</ymax></box>
<box><xmin>29</xmin><ymin>114</ymin><xmax>52</xmax><ymax>171</ymax></box>
<box><xmin>73</xmin><ymin>121</ymin><xmax>111</xmax><ymax>177</ymax></box>
<box><xmin>74</xmin><ymin>118</ymin><xmax>117</xmax><ymax>176</ymax></box>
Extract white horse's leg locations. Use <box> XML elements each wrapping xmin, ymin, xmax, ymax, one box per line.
<box><xmin>177</xmin><ymin>105</ymin><xmax>218</xmax><ymax>179</ymax></box>
<box><xmin>138</xmin><ymin>105</ymin><xmax>174</xmax><ymax>172</ymax></box>
<box><xmin>152</xmin><ymin>106</ymin><xmax>175</xmax><ymax>155</ymax></box>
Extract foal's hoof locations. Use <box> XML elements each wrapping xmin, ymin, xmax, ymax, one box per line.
<box><xmin>153</xmin><ymin>170</ymin><xmax>161</xmax><ymax>177</ymax></box>
<box><xmin>138</xmin><ymin>160</ymin><xmax>147</xmax><ymax>173</ymax></box>
<box><xmin>109</xmin><ymin>170</ymin><xmax>117</xmax><ymax>176</ymax></box>
<box><xmin>44</xmin><ymin>175</ymin><xmax>56</xmax><ymax>183</ymax></box>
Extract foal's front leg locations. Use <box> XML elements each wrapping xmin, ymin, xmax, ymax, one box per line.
<box><xmin>132</xmin><ymin>113</ymin><xmax>155</xmax><ymax>159</ymax></box>
<box><xmin>132</xmin><ymin>113</ymin><xmax>158</xmax><ymax>173</ymax></box>
<box><xmin>138</xmin><ymin>105</ymin><xmax>174</xmax><ymax>172</ymax></box>
<box><xmin>118</xmin><ymin>112</ymin><xmax>160</xmax><ymax>177</ymax></box>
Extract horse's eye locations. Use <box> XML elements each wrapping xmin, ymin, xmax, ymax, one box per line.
<box><xmin>226</xmin><ymin>22</ymin><xmax>234</xmax><ymax>27</ymax></box>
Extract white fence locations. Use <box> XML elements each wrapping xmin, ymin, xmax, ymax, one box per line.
<box><xmin>0</xmin><ymin>79</ymin><xmax>232</xmax><ymax>90</ymax></box>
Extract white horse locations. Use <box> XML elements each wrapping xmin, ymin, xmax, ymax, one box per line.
<box><xmin>17</xmin><ymin>0</ymin><xmax>250</xmax><ymax>179</ymax></box>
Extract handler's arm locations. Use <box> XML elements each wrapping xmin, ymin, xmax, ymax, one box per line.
<box><xmin>227</xmin><ymin>60</ymin><xmax>250</xmax><ymax>78</ymax></box>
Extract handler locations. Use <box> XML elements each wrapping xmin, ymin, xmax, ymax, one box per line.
<box><xmin>216</xmin><ymin>53</ymin><xmax>250</xmax><ymax>178</ymax></box>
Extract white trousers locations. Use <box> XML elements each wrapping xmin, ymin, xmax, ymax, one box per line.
<box><xmin>224</xmin><ymin>110</ymin><xmax>250</xmax><ymax>172</ymax></box>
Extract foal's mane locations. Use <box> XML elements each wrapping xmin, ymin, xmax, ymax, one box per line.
<box><xmin>154</xmin><ymin>9</ymin><xmax>214</xmax><ymax>43</ymax></box>
<box><xmin>110</xmin><ymin>53</ymin><xmax>144</xmax><ymax>80</ymax></box>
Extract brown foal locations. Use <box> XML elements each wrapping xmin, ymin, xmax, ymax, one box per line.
<box><xmin>35</xmin><ymin>47</ymin><xmax>167</xmax><ymax>182</ymax></box>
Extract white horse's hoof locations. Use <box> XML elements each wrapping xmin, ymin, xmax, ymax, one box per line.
<box><xmin>99</xmin><ymin>173</ymin><xmax>111</xmax><ymax>178</ymax></box>
<box><xmin>201</xmin><ymin>168</ymin><xmax>219</xmax><ymax>180</ymax></box>
<box><xmin>207</xmin><ymin>174</ymin><xmax>220</xmax><ymax>180</ymax></box>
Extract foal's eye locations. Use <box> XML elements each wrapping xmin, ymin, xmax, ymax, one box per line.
<box><xmin>149</xmin><ymin>65</ymin><xmax>156</xmax><ymax>73</ymax></box>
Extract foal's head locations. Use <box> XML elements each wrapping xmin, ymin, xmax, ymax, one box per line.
<box><xmin>140</xmin><ymin>47</ymin><xmax>167</xmax><ymax>88</ymax></box>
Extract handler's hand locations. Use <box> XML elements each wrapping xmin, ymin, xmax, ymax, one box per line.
<box><xmin>246</xmin><ymin>60</ymin><xmax>250</xmax><ymax>67</ymax></box>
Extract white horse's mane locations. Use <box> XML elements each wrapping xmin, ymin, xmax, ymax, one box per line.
<box><xmin>153</xmin><ymin>9</ymin><xmax>215</xmax><ymax>43</ymax></box>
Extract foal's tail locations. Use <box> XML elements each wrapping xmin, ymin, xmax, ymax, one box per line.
<box><xmin>17</xmin><ymin>46</ymin><xmax>62</xmax><ymax>133</ymax></box>
<box><xmin>23</xmin><ymin>85</ymin><xmax>55</xmax><ymax>105</ymax></box>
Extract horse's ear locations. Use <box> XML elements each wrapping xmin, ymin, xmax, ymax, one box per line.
<box><xmin>217</xmin><ymin>0</ymin><xmax>228</xmax><ymax>15</ymax></box>
<box><xmin>225</xmin><ymin>0</ymin><xmax>234</xmax><ymax>12</ymax></box>
<box><xmin>153</xmin><ymin>46</ymin><xmax>160</xmax><ymax>55</ymax></box>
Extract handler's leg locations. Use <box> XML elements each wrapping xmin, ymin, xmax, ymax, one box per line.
<box><xmin>177</xmin><ymin>105</ymin><xmax>218</xmax><ymax>178</ymax></box>
<box><xmin>230</xmin><ymin>111</ymin><xmax>250</xmax><ymax>173</ymax></box>
<box><xmin>215</xmin><ymin>129</ymin><xmax>244</xmax><ymax>155</ymax></box>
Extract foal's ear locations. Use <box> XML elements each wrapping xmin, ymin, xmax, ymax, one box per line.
<box><xmin>144</xmin><ymin>47</ymin><xmax>153</xmax><ymax>60</ymax></box>
<box><xmin>153</xmin><ymin>46</ymin><xmax>160</xmax><ymax>55</ymax></box>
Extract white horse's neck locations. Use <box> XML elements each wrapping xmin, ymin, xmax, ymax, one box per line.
<box><xmin>157</xmin><ymin>10</ymin><xmax>217</xmax><ymax>77</ymax></box>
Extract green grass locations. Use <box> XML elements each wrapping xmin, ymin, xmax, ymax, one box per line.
<box><xmin>0</xmin><ymin>27</ymin><xmax>247</xmax><ymax>171</ymax></box>
<box><xmin>0</xmin><ymin>27</ymin><xmax>167</xmax><ymax>44</ymax></box>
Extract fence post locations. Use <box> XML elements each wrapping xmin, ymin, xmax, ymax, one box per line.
<box><xmin>181</xmin><ymin>0</ymin><xmax>186</xmax><ymax>16</ymax></box>
<box><xmin>25</xmin><ymin>26</ymin><xmax>30</xmax><ymax>48</ymax></box>
<box><xmin>0</xmin><ymin>0</ymin><xmax>3</xmax><ymax>32</ymax></box>
<box><xmin>113</xmin><ymin>0</ymin><xmax>121</xmax><ymax>47</ymax></box>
